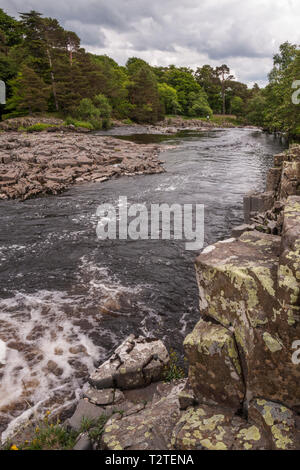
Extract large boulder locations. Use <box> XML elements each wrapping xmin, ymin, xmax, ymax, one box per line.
<box><xmin>89</xmin><ymin>335</ymin><xmax>169</xmax><ymax>390</ymax></box>
<box><xmin>194</xmin><ymin>227</ymin><xmax>300</xmax><ymax>409</ymax></box>
<box><xmin>184</xmin><ymin>320</ymin><xmax>244</xmax><ymax>410</ymax></box>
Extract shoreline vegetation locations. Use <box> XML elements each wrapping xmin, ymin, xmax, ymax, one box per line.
<box><xmin>0</xmin><ymin>9</ymin><xmax>299</xmax><ymax>139</ymax></box>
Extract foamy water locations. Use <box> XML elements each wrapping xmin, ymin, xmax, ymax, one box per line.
<box><xmin>0</xmin><ymin>255</ymin><xmax>152</xmax><ymax>441</ymax></box>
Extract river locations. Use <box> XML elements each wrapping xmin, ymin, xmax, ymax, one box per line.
<box><xmin>0</xmin><ymin>127</ymin><xmax>285</xmax><ymax>437</ymax></box>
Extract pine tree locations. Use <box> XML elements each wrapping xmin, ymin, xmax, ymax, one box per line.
<box><xmin>127</xmin><ymin>62</ymin><xmax>161</xmax><ymax>124</ymax></box>
<box><xmin>6</xmin><ymin>64</ymin><xmax>50</xmax><ymax>116</ymax></box>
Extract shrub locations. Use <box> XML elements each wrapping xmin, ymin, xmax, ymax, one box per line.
<box><xmin>163</xmin><ymin>348</ymin><xmax>185</xmax><ymax>382</ymax></box>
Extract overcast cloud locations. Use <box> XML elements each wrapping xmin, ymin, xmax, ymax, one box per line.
<box><xmin>2</xmin><ymin>0</ymin><xmax>300</xmax><ymax>86</ymax></box>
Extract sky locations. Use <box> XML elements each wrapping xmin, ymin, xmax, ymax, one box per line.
<box><xmin>1</xmin><ymin>0</ymin><xmax>300</xmax><ymax>87</ymax></box>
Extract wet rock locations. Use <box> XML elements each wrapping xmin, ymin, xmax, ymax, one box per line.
<box><xmin>89</xmin><ymin>335</ymin><xmax>169</xmax><ymax>390</ymax></box>
<box><xmin>244</xmin><ymin>191</ymin><xmax>275</xmax><ymax>223</ymax></box>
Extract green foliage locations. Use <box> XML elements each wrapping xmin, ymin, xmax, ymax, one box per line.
<box><xmin>187</xmin><ymin>90</ymin><xmax>213</xmax><ymax>117</ymax></box>
<box><xmin>5</xmin><ymin>64</ymin><xmax>50</xmax><ymax>117</ymax></box>
<box><xmin>158</xmin><ymin>83</ymin><xmax>181</xmax><ymax>115</ymax></box>
<box><xmin>127</xmin><ymin>60</ymin><xmax>162</xmax><ymax>124</ymax></box>
<box><xmin>245</xmin><ymin>42</ymin><xmax>300</xmax><ymax>135</ymax></box>
<box><xmin>231</xmin><ymin>96</ymin><xmax>244</xmax><ymax>116</ymax></box>
<box><xmin>163</xmin><ymin>348</ymin><xmax>185</xmax><ymax>382</ymax></box>
<box><xmin>64</xmin><ymin>116</ymin><xmax>94</xmax><ymax>129</ymax></box>
<box><xmin>23</xmin><ymin>123</ymin><xmax>58</xmax><ymax>132</ymax></box>
<box><xmin>1</xmin><ymin>8</ymin><xmax>298</xmax><ymax>132</ymax></box>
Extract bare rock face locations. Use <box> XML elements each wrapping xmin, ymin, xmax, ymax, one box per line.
<box><xmin>243</xmin><ymin>144</ymin><xmax>300</xmax><ymax>232</ymax></box>
<box><xmin>184</xmin><ymin>319</ymin><xmax>244</xmax><ymax>410</ymax></box>
<box><xmin>89</xmin><ymin>335</ymin><xmax>169</xmax><ymax>390</ymax></box>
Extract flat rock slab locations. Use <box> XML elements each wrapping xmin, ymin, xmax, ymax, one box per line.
<box><xmin>0</xmin><ymin>133</ymin><xmax>165</xmax><ymax>200</ymax></box>
<box><xmin>89</xmin><ymin>335</ymin><xmax>169</xmax><ymax>390</ymax></box>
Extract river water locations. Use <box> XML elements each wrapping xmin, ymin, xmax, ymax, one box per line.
<box><xmin>0</xmin><ymin>127</ymin><xmax>285</xmax><ymax>438</ymax></box>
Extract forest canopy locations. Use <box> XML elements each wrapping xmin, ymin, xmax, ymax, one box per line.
<box><xmin>0</xmin><ymin>9</ymin><xmax>299</xmax><ymax>135</ymax></box>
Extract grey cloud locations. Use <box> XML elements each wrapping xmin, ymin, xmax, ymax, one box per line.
<box><xmin>1</xmin><ymin>0</ymin><xmax>299</xmax><ymax>85</ymax></box>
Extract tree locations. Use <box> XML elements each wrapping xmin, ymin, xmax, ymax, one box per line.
<box><xmin>158</xmin><ymin>83</ymin><xmax>181</xmax><ymax>115</ymax></box>
<box><xmin>231</xmin><ymin>96</ymin><xmax>244</xmax><ymax>116</ymax></box>
<box><xmin>5</xmin><ymin>64</ymin><xmax>50</xmax><ymax>116</ymax></box>
<box><xmin>127</xmin><ymin>61</ymin><xmax>162</xmax><ymax>124</ymax></box>
<box><xmin>195</xmin><ymin>65</ymin><xmax>222</xmax><ymax>113</ymax></box>
<box><xmin>215</xmin><ymin>65</ymin><xmax>235</xmax><ymax>115</ymax></box>
<box><xmin>187</xmin><ymin>90</ymin><xmax>212</xmax><ymax>118</ymax></box>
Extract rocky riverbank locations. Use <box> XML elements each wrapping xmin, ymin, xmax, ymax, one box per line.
<box><xmin>61</xmin><ymin>144</ymin><xmax>299</xmax><ymax>451</ymax></box>
<box><xmin>0</xmin><ymin>132</ymin><xmax>166</xmax><ymax>200</ymax></box>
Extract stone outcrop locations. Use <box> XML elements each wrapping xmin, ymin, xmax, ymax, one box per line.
<box><xmin>0</xmin><ymin>132</ymin><xmax>165</xmax><ymax>200</ymax></box>
<box><xmin>243</xmin><ymin>143</ymin><xmax>300</xmax><ymax>232</ymax></box>
<box><xmin>176</xmin><ymin>143</ymin><xmax>299</xmax><ymax>450</ymax></box>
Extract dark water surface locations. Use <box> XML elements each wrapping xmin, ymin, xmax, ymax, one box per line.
<box><xmin>0</xmin><ymin>128</ymin><xmax>285</xmax><ymax>437</ymax></box>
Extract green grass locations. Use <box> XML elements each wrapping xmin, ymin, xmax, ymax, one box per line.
<box><xmin>2</xmin><ymin>412</ymin><xmax>109</xmax><ymax>451</ymax></box>
<box><xmin>64</xmin><ymin>116</ymin><xmax>95</xmax><ymax>130</ymax></box>
<box><xmin>163</xmin><ymin>348</ymin><xmax>185</xmax><ymax>382</ymax></box>
<box><xmin>18</xmin><ymin>123</ymin><xmax>59</xmax><ymax>132</ymax></box>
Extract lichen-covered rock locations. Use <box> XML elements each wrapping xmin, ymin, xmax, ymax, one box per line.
<box><xmin>101</xmin><ymin>380</ymin><xmax>185</xmax><ymax>450</ymax></box>
<box><xmin>248</xmin><ymin>399</ymin><xmax>300</xmax><ymax>450</ymax></box>
<box><xmin>194</xmin><ymin>229</ymin><xmax>300</xmax><ymax>408</ymax></box>
<box><xmin>172</xmin><ymin>404</ymin><xmax>269</xmax><ymax>450</ymax></box>
<box><xmin>184</xmin><ymin>320</ymin><xmax>244</xmax><ymax>410</ymax></box>
<box><xmin>89</xmin><ymin>335</ymin><xmax>169</xmax><ymax>390</ymax></box>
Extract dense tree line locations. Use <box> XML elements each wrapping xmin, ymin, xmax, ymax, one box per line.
<box><xmin>245</xmin><ymin>42</ymin><xmax>300</xmax><ymax>137</ymax></box>
<box><xmin>0</xmin><ymin>9</ymin><xmax>298</xmax><ymax>134</ymax></box>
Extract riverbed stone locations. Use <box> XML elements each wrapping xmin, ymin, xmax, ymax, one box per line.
<box><xmin>184</xmin><ymin>319</ymin><xmax>244</xmax><ymax>410</ymax></box>
<box><xmin>89</xmin><ymin>335</ymin><xmax>169</xmax><ymax>390</ymax></box>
